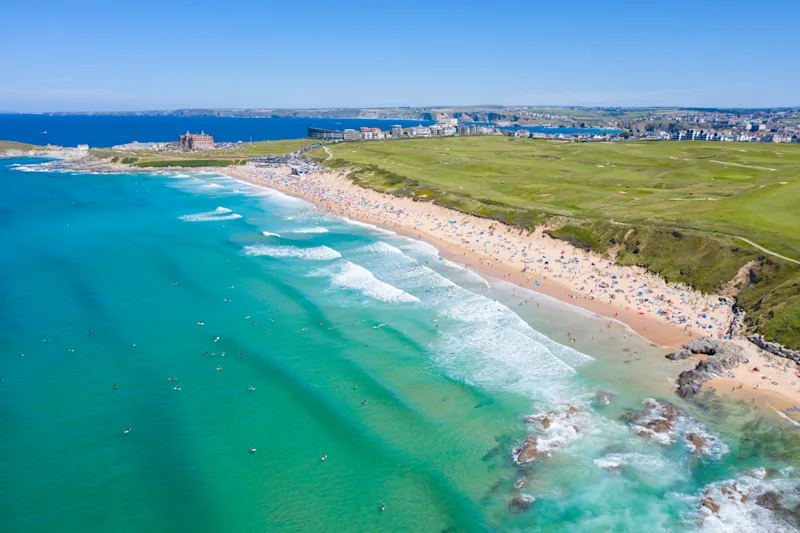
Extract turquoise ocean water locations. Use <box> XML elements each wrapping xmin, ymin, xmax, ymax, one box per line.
<box><xmin>1</xmin><ymin>158</ymin><xmax>799</xmax><ymax>532</ymax></box>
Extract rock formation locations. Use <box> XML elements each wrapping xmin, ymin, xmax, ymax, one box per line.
<box><xmin>749</xmin><ymin>334</ymin><xmax>800</xmax><ymax>364</ymax></box>
<box><xmin>666</xmin><ymin>338</ymin><xmax>748</xmax><ymax>399</ymax></box>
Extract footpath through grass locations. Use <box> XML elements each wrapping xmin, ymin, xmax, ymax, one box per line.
<box><xmin>313</xmin><ymin>136</ymin><xmax>800</xmax><ymax>349</ymax></box>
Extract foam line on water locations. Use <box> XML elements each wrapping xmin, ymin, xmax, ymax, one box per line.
<box><xmin>342</xmin><ymin>217</ymin><xmax>398</xmax><ymax>237</ymax></box>
<box><xmin>261</xmin><ymin>231</ymin><xmax>281</xmax><ymax>238</ymax></box>
<box><xmin>356</xmin><ymin>241</ymin><xmax>406</xmax><ymax>255</ymax></box>
<box><xmin>243</xmin><ymin>244</ymin><xmax>341</xmax><ymax>261</ymax></box>
<box><xmin>230</xmin><ymin>177</ymin><xmax>309</xmax><ymax>205</ymax></box>
<box><xmin>179</xmin><ymin>206</ymin><xmax>242</xmax><ymax>222</ymax></box>
<box><xmin>329</xmin><ymin>261</ymin><xmax>420</xmax><ymax>303</ymax></box>
<box><xmin>443</xmin><ymin>258</ymin><xmax>490</xmax><ymax>287</ymax></box>
<box><xmin>686</xmin><ymin>471</ymin><xmax>800</xmax><ymax>532</ymax></box>
<box><xmin>290</xmin><ymin>227</ymin><xmax>329</xmax><ymax>234</ymax></box>
<box><xmin>346</xmin><ymin>241</ymin><xmax>594</xmax><ymax>401</ymax></box>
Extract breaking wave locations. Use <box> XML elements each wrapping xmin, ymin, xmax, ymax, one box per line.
<box><xmin>328</xmin><ymin>261</ymin><xmax>419</xmax><ymax>303</ymax></box>
<box><xmin>290</xmin><ymin>227</ymin><xmax>329</xmax><ymax>234</ymax></box>
<box><xmin>243</xmin><ymin>244</ymin><xmax>341</xmax><ymax>261</ymax></box>
<box><xmin>179</xmin><ymin>206</ymin><xmax>242</xmax><ymax>222</ymax></box>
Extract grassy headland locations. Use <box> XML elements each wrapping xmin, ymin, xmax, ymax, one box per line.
<box><xmin>90</xmin><ymin>139</ymin><xmax>315</xmax><ymax>168</ymax></box>
<box><xmin>309</xmin><ymin>137</ymin><xmax>800</xmax><ymax>349</ymax></box>
<box><xmin>0</xmin><ymin>140</ymin><xmax>41</xmax><ymax>150</ymax></box>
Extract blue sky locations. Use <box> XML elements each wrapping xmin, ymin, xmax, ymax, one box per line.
<box><xmin>1</xmin><ymin>0</ymin><xmax>797</xmax><ymax>111</ymax></box>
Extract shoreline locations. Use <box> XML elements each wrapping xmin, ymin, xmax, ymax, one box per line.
<box><xmin>224</xmin><ymin>165</ymin><xmax>732</xmax><ymax>349</ymax></box>
<box><xmin>6</xmin><ymin>154</ymin><xmax>799</xmax><ymax>420</ymax></box>
<box><xmin>220</xmin><ymin>164</ymin><xmax>799</xmax><ymax>419</ymax></box>
<box><xmin>704</xmin><ymin>339</ymin><xmax>800</xmax><ymax>421</ymax></box>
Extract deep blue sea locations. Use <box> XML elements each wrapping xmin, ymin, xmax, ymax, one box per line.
<box><xmin>0</xmin><ymin>116</ymin><xmax>433</xmax><ymax>148</ymax></box>
<box><xmin>0</xmin><ymin>115</ymin><xmax>614</xmax><ymax>148</ymax></box>
<box><xmin>1</xmin><ymin>157</ymin><xmax>799</xmax><ymax>532</ymax></box>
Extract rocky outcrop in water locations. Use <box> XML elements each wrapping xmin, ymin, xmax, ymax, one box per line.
<box><xmin>513</xmin><ymin>407</ymin><xmax>583</xmax><ymax>465</ymax></box>
<box><xmin>749</xmin><ymin>334</ymin><xmax>800</xmax><ymax>364</ymax></box>
<box><xmin>509</xmin><ymin>494</ymin><xmax>535</xmax><ymax>512</ymax></box>
<box><xmin>667</xmin><ymin>338</ymin><xmax>748</xmax><ymax>399</ymax></box>
<box><xmin>513</xmin><ymin>437</ymin><xmax>547</xmax><ymax>464</ymax></box>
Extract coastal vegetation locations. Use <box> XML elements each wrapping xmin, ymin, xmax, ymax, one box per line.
<box><xmin>0</xmin><ymin>140</ymin><xmax>40</xmax><ymax>150</ymax></box>
<box><xmin>310</xmin><ymin>136</ymin><xmax>800</xmax><ymax>349</ymax></box>
<box><xmin>135</xmin><ymin>159</ymin><xmax>248</xmax><ymax>168</ymax></box>
<box><xmin>90</xmin><ymin>139</ymin><xmax>314</xmax><ymax>166</ymax></box>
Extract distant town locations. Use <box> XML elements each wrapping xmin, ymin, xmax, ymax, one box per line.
<box><xmin>37</xmin><ymin>105</ymin><xmax>800</xmax><ymax>144</ymax></box>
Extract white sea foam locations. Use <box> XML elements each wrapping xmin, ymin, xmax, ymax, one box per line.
<box><xmin>594</xmin><ymin>452</ymin><xmax>674</xmax><ymax>475</ymax></box>
<box><xmin>243</xmin><ymin>244</ymin><xmax>341</xmax><ymax>261</ymax></box>
<box><xmin>290</xmin><ymin>227</ymin><xmax>329</xmax><ymax>234</ymax></box>
<box><xmin>400</xmin><ymin>239</ymin><xmax>441</xmax><ymax>258</ymax></box>
<box><xmin>179</xmin><ymin>206</ymin><xmax>243</xmax><ymax>222</ymax></box>
<box><xmin>687</xmin><ymin>473</ymin><xmax>800</xmax><ymax>532</ymax></box>
<box><xmin>261</xmin><ymin>231</ymin><xmax>281</xmax><ymax>238</ymax></box>
<box><xmin>443</xmin><ymin>258</ymin><xmax>490</xmax><ymax>287</ymax></box>
<box><xmin>342</xmin><ymin>217</ymin><xmax>398</xmax><ymax>236</ymax></box>
<box><xmin>329</xmin><ymin>261</ymin><xmax>419</xmax><ymax>303</ymax></box>
<box><xmin>348</xmin><ymin>242</ymin><xmax>593</xmax><ymax>401</ymax></box>
<box><xmin>356</xmin><ymin>241</ymin><xmax>406</xmax><ymax>255</ymax></box>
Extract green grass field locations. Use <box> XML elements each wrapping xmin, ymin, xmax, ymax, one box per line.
<box><xmin>311</xmin><ymin>136</ymin><xmax>800</xmax><ymax>349</ymax></box>
<box><xmin>90</xmin><ymin>139</ymin><xmax>316</xmax><ymax>167</ymax></box>
<box><xmin>0</xmin><ymin>140</ymin><xmax>40</xmax><ymax>150</ymax></box>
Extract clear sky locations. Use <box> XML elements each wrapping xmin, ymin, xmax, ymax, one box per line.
<box><xmin>1</xmin><ymin>0</ymin><xmax>797</xmax><ymax>112</ymax></box>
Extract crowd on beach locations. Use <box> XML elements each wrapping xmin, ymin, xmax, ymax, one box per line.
<box><xmin>226</xmin><ymin>164</ymin><xmax>734</xmax><ymax>340</ymax></box>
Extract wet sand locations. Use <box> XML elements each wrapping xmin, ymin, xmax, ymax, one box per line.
<box><xmin>706</xmin><ymin>340</ymin><xmax>800</xmax><ymax>421</ymax></box>
<box><xmin>225</xmin><ymin>165</ymin><xmax>732</xmax><ymax>349</ymax></box>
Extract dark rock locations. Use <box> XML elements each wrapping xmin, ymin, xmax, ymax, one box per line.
<box><xmin>595</xmin><ymin>390</ymin><xmax>614</xmax><ymax>406</ymax></box>
<box><xmin>666</xmin><ymin>349</ymin><xmax>692</xmax><ymax>361</ymax></box>
<box><xmin>756</xmin><ymin>491</ymin><xmax>784</xmax><ymax>511</ymax></box>
<box><xmin>686</xmin><ymin>433</ymin><xmax>707</xmax><ymax>452</ymax></box>
<box><xmin>509</xmin><ymin>494</ymin><xmax>535</xmax><ymax>512</ymax></box>
<box><xmin>673</xmin><ymin>338</ymin><xmax>747</xmax><ymax>399</ymax></box>
<box><xmin>701</xmin><ymin>497</ymin><xmax>720</xmax><ymax>514</ymax></box>
<box><xmin>749</xmin><ymin>334</ymin><xmax>800</xmax><ymax>365</ymax></box>
<box><xmin>514</xmin><ymin>437</ymin><xmax>547</xmax><ymax>465</ymax></box>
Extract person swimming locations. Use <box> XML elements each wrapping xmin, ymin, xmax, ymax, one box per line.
<box><xmin>248</xmin><ymin>386</ymin><xmax>255</xmax><ymax>391</ymax></box>
<box><xmin>249</xmin><ymin>447</ymin><xmax>257</xmax><ymax>453</ymax></box>
<box><xmin>124</xmin><ymin>428</ymin><xmax>131</xmax><ymax>434</ymax></box>
<box><xmin>320</xmin><ymin>455</ymin><xmax>327</xmax><ymax>461</ymax></box>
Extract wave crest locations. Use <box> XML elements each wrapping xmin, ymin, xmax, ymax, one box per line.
<box><xmin>243</xmin><ymin>244</ymin><xmax>341</xmax><ymax>261</ymax></box>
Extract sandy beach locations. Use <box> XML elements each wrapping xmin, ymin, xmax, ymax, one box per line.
<box><xmin>221</xmin><ymin>164</ymin><xmax>800</xmax><ymax>420</ymax></box>
<box><xmin>10</xmin><ymin>151</ymin><xmax>797</xmax><ymax>420</ymax></box>
<box><xmin>705</xmin><ymin>339</ymin><xmax>800</xmax><ymax>423</ymax></box>
<box><xmin>225</xmin><ymin>165</ymin><xmax>732</xmax><ymax>347</ymax></box>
